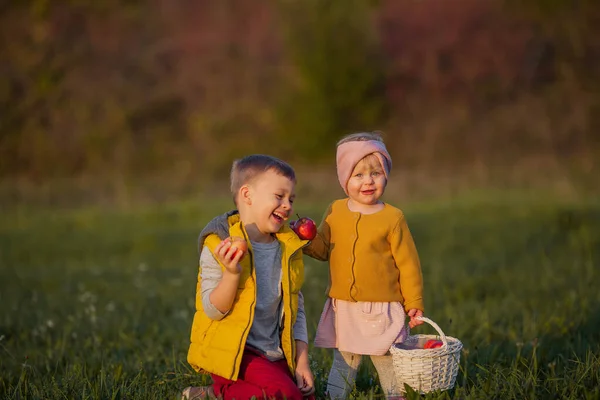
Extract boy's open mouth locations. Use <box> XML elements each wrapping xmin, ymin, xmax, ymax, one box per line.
<box><xmin>361</xmin><ymin>190</ymin><xmax>375</xmax><ymax>195</ymax></box>
<box><xmin>272</xmin><ymin>212</ymin><xmax>287</xmax><ymax>223</ymax></box>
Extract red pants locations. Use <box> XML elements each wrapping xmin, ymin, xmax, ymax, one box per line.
<box><xmin>211</xmin><ymin>348</ymin><xmax>315</xmax><ymax>400</ymax></box>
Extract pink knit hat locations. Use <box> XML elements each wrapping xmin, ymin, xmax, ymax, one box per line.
<box><xmin>336</xmin><ymin>140</ymin><xmax>392</xmax><ymax>195</ymax></box>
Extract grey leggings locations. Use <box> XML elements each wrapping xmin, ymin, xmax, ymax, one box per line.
<box><xmin>326</xmin><ymin>349</ymin><xmax>403</xmax><ymax>399</ymax></box>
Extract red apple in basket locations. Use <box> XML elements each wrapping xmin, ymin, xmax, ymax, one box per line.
<box><xmin>290</xmin><ymin>214</ymin><xmax>317</xmax><ymax>240</ymax></box>
<box><xmin>423</xmin><ymin>339</ymin><xmax>443</xmax><ymax>349</ymax></box>
<box><xmin>229</xmin><ymin>236</ymin><xmax>248</xmax><ymax>259</ymax></box>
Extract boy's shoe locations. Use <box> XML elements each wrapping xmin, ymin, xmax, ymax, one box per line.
<box><xmin>181</xmin><ymin>386</ymin><xmax>215</xmax><ymax>400</ymax></box>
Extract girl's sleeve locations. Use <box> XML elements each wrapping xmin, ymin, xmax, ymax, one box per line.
<box><xmin>199</xmin><ymin>246</ymin><xmax>228</xmax><ymax>320</ymax></box>
<box><xmin>292</xmin><ymin>291</ymin><xmax>309</xmax><ymax>343</ymax></box>
<box><xmin>302</xmin><ymin>203</ymin><xmax>333</xmax><ymax>261</ymax></box>
<box><xmin>390</xmin><ymin>215</ymin><xmax>425</xmax><ymax>312</ymax></box>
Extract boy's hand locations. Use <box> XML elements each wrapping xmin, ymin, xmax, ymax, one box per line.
<box><xmin>214</xmin><ymin>238</ymin><xmax>245</xmax><ymax>275</ymax></box>
<box><xmin>295</xmin><ymin>363</ymin><xmax>315</xmax><ymax>397</ymax></box>
<box><xmin>407</xmin><ymin>309</ymin><xmax>424</xmax><ymax>329</ymax></box>
<box><xmin>295</xmin><ymin>340</ymin><xmax>315</xmax><ymax>397</ymax></box>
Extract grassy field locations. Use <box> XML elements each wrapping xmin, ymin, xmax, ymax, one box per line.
<box><xmin>1</xmin><ymin>191</ymin><xmax>599</xmax><ymax>399</ymax></box>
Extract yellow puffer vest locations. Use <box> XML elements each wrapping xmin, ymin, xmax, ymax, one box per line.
<box><xmin>187</xmin><ymin>213</ymin><xmax>308</xmax><ymax>380</ymax></box>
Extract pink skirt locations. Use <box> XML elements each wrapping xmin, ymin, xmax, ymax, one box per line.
<box><xmin>314</xmin><ymin>298</ymin><xmax>408</xmax><ymax>356</ymax></box>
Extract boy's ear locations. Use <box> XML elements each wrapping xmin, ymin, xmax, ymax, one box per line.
<box><xmin>240</xmin><ymin>185</ymin><xmax>252</xmax><ymax>205</ymax></box>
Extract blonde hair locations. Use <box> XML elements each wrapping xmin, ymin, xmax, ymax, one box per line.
<box><xmin>230</xmin><ymin>154</ymin><xmax>296</xmax><ymax>206</ymax></box>
<box><xmin>357</xmin><ymin>153</ymin><xmax>383</xmax><ymax>170</ymax></box>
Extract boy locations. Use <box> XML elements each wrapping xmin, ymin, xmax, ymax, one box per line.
<box><xmin>183</xmin><ymin>154</ymin><xmax>315</xmax><ymax>400</ymax></box>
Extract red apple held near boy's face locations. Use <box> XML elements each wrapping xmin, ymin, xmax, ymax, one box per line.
<box><xmin>230</xmin><ymin>236</ymin><xmax>248</xmax><ymax>258</ymax></box>
<box><xmin>423</xmin><ymin>339</ymin><xmax>443</xmax><ymax>349</ymax></box>
<box><xmin>290</xmin><ymin>216</ymin><xmax>317</xmax><ymax>240</ymax></box>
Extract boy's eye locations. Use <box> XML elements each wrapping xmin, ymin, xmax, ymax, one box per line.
<box><xmin>275</xmin><ymin>194</ymin><xmax>283</xmax><ymax>199</ymax></box>
<box><xmin>355</xmin><ymin>173</ymin><xmax>363</xmax><ymax>178</ymax></box>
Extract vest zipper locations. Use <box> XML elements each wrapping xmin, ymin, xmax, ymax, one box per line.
<box><xmin>285</xmin><ymin>242</ymin><xmax>309</xmax><ymax>367</ymax></box>
<box><xmin>231</xmin><ymin>230</ymin><xmax>256</xmax><ymax>380</ymax></box>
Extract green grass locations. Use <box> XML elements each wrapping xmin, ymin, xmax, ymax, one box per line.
<box><xmin>1</xmin><ymin>192</ymin><xmax>599</xmax><ymax>399</ymax></box>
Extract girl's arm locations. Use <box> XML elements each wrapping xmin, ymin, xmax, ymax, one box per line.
<box><xmin>390</xmin><ymin>214</ymin><xmax>425</xmax><ymax>313</ymax></box>
<box><xmin>302</xmin><ymin>204</ymin><xmax>333</xmax><ymax>261</ymax></box>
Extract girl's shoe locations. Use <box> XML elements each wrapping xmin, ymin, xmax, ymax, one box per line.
<box><xmin>181</xmin><ymin>386</ymin><xmax>215</xmax><ymax>400</ymax></box>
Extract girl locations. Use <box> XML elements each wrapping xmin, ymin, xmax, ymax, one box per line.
<box><xmin>304</xmin><ymin>132</ymin><xmax>425</xmax><ymax>399</ymax></box>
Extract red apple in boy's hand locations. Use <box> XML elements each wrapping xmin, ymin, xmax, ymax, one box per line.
<box><xmin>290</xmin><ymin>214</ymin><xmax>317</xmax><ymax>240</ymax></box>
<box><xmin>229</xmin><ymin>236</ymin><xmax>248</xmax><ymax>258</ymax></box>
<box><xmin>423</xmin><ymin>339</ymin><xmax>443</xmax><ymax>349</ymax></box>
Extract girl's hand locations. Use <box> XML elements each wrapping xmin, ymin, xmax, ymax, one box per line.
<box><xmin>407</xmin><ymin>309</ymin><xmax>424</xmax><ymax>328</ymax></box>
<box><xmin>214</xmin><ymin>238</ymin><xmax>245</xmax><ymax>275</ymax></box>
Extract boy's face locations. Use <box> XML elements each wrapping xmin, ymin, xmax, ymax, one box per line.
<box><xmin>240</xmin><ymin>169</ymin><xmax>295</xmax><ymax>238</ymax></box>
<box><xmin>346</xmin><ymin>156</ymin><xmax>386</xmax><ymax>206</ymax></box>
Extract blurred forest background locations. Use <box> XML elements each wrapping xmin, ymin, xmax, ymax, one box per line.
<box><xmin>1</xmin><ymin>0</ymin><xmax>599</xmax><ymax>206</ymax></box>
<box><xmin>2</xmin><ymin>3</ymin><xmax>600</xmax><ymax>397</ymax></box>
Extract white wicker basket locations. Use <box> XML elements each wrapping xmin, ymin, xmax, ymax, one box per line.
<box><xmin>389</xmin><ymin>316</ymin><xmax>463</xmax><ymax>394</ymax></box>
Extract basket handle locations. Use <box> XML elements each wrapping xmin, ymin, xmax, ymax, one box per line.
<box><xmin>413</xmin><ymin>316</ymin><xmax>449</xmax><ymax>347</ymax></box>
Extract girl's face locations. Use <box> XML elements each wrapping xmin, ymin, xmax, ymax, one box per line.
<box><xmin>346</xmin><ymin>155</ymin><xmax>387</xmax><ymax>207</ymax></box>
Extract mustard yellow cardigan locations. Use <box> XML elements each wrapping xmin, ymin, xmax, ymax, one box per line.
<box><xmin>304</xmin><ymin>199</ymin><xmax>424</xmax><ymax>311</ymax></box>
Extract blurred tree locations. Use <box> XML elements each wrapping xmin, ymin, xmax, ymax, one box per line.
<box><xmin>501</xmin><ymin>0</ymin><xmax>600</xmax><ymax>158</ymax></box>
<box><xmin>503</xmin><ymin>0</ymin><xmax>599</xmax><ymax>86</ymax></box>
<box><xmin>1</xmin><ymin>0</ymin><xmax>597</xmax><ymax>182</ymax></box>
<box><xmin>274</xmin><ymin>0</ymin><xmax>386</xmax><ymax>161</ymax></box>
